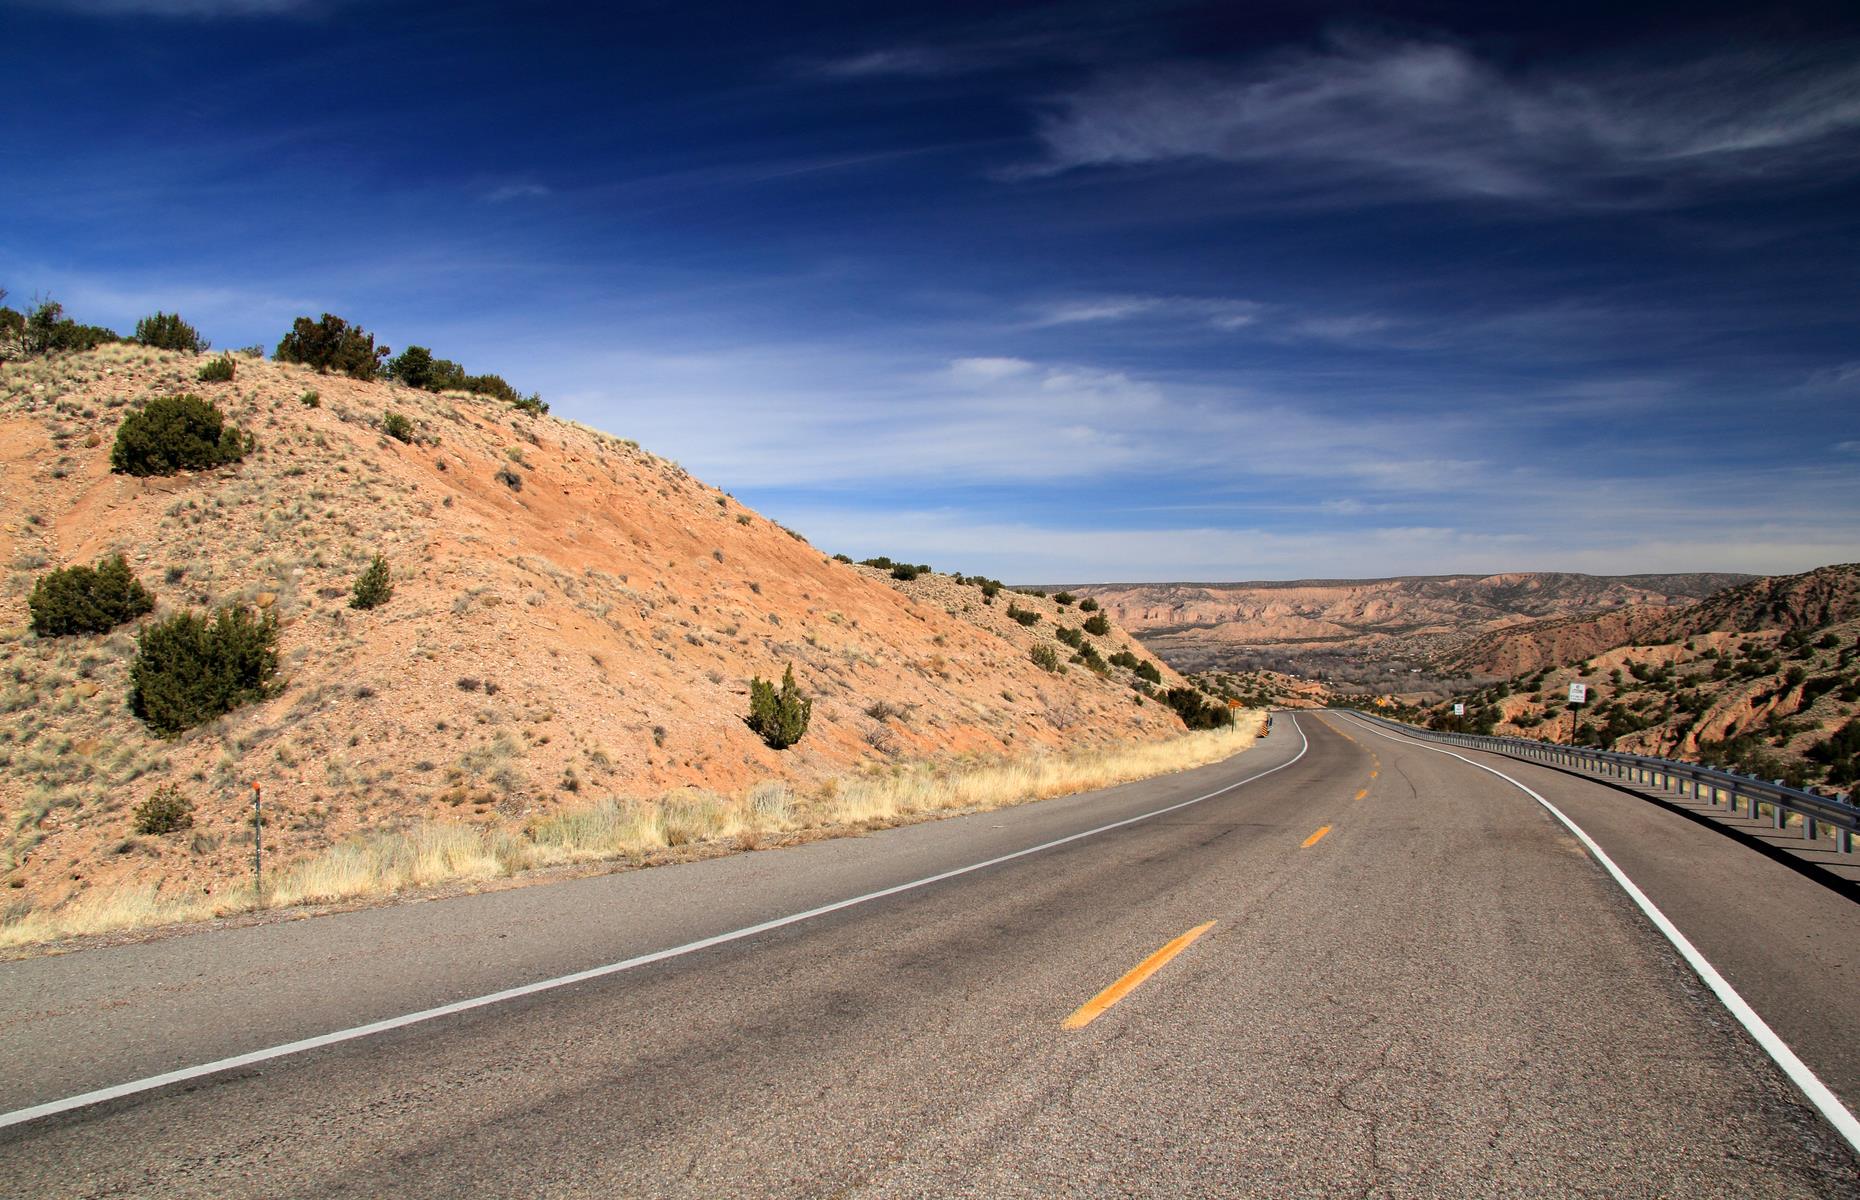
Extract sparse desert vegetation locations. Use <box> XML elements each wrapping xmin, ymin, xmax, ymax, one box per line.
<box><xmin>0</xmin><ymin>328</ymin><xmax>1220</xmax><ymax>951</ymax></box>
<box><xmin>0</xmin><ymin>718</ymin><xmax>1260</xmax><ymax>948</ymax></box>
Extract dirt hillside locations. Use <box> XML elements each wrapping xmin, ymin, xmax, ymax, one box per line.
<box><xmin>1431</xmin><ymin>564</ymin><xmax>1860</xmax><ymax>678</ymax></box>
<box><xmin>0</xmin><ymin>345</ymin><xmax>1189</xmax><ymax>921</ymax></box>
<box><xmin>1415</xmin><ymin>565</ymin><xmax>1860</xmax><ymax>788</ymax></box>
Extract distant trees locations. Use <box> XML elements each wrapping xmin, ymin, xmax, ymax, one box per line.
<box><xmin>1165</xmin><ymin>687</ymin><xmax>1235</xmax><ymax>730</ymax></box>
<box><xmin>23</xmin><ymin>299</ymin><xmax>118</xmax><ymax>356</ymax></box>
<box><xmin>387</xmin><ymin>343</ymin><xmax>548</xmax><ymax>413</ymax></box>
<box><xmin>386</xmin><ymin>345</ymin><xmax>438</xmax><ymax>389</ymax></box>
<box><xmin>134</xmin><ymin>312</ymin><xmax>207</xmax><ymax>353</ymax></box>
<box><xmin>0</xmin><ymin>289</ymin><xmax>118</xmax><ymax>360</ymax></box>
<box><xmin>274</xmin><ymin>313</ymin><xmax>389</xmax><ymax>379</ymax></box>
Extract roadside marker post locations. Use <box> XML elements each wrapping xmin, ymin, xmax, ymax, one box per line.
<box><xmin>252</xmin><ymin>781</ymin><xmax>263</xmax><ymax>909</ymax></box>
<box><xmin>1566</xmin><ymin>681</ymin><xmax>1587</xmax><ymax>745</ymax></box>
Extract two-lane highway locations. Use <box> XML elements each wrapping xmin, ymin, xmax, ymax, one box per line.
<box><xmin>2</xmin><ymin>714</ymin><xmax>1856</xmax><ymax>1196</ymax></box>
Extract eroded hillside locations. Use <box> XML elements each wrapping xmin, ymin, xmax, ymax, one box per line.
<box><xmin>0</xmin><ymin>344</ymin><xmax>1193</xmax><ymax>924</ymax></box>
<box><xmin>1069</xmin><ymin>572</ymin><xmax>1746</xmax><ymax>680</ymax></box>
<box><xmin>1415</xmin><ymin>565</ymin><xmax>1860</xmax><ymax>788</ymax></box>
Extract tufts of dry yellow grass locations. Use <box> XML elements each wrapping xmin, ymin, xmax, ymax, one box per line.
<box><xmin>2</xmin><ymin>716</ymin><xmax>1261</xmax><ymax>950</ymax></box>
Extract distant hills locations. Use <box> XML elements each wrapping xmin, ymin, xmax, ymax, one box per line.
<box><xmin>1066</xmin><ymin>572</ymin><xmax>1751</xmax><ymax>680</ymax></box>
<box><xmin>1415</xmin><ymin>564</ymin><xmax>1860</xmax><ymax>789</ymax></box>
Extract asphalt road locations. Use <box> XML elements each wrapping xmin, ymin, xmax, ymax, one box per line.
<box><xmin>3</xmin><ymin>712</ymin><xmax>1857</xmax><ymax>1197</ymax></box>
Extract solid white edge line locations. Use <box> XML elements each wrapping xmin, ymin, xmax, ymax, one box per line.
<box><xmin>0</xmin><ymin>716</ymin><xmax>1310</xmax><ymax>1132</ymax></box>
<box><xmin>1336</xmin><ymin>710</ymin><xmax>1860</xmax><ymax>1155</ymax></box>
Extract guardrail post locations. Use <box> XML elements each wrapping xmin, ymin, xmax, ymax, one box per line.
<box><xmin>1774</xmin><ymin>803</ymin><xmax>1787</xmax><ymax>831</ymax></box>
<box><xmin>1805</xmin><ymin>815</ymin><xmax>1818</xmax><ymax>843</ymax></box>
<box><xmin>1841</xmin><ymin>829</ymin><xmax>1855</xmax><ymax>856</ymax></box>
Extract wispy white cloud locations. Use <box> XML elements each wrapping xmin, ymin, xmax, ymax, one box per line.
<box><xmin>947</xmin><ymin>356</ymin><xmax>1035</xmax><ymax>382</ymax></box>
<box><xmin>1805</xmin><ymin>362</ymin><xmax>1860</xmax><ymax>392</ymax></box>
<box><xmin>757</xmin><ymin>506</ymin><xmax>1860</xmax><ymax>583</ymax></box>
<box><xmin>1029</xmin><ymin>294</ymin><xmax>1267</xmax><ymax>333</ymax></box>
<box><xmin>1031</xmin><ymin>296</ymin><xmax>1165</xmax><ymax>325</ymax></box>
<box><xmin>1023</xmin><ymin>34</ymin><xmax>1860</xmax><ymax>206</ymax></box>
<box><xmin>802</xmin><ymin>47</ymin><xmax>978</xmax><ymax>80</ymax></box>
<box><xmin>483</xmin><ymin>182</ymin><xmax>552</xmax><ymax>204</ymax></box>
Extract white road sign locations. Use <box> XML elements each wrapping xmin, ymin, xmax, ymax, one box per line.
<box><xmin>1452</xmin><ymin>703</ymin><xmax>1465</xmax><ymax>716</ymax></box>
<box><xmin>1568</xmin><ymin>682</ymin><xmax>1588</xmax><ymax>705</ymax></box>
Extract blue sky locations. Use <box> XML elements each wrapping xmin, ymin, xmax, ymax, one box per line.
<box><xmin>5</xmin><ymin>0</ymin><xmax>1859</xmax><ymax>582</ymax></box>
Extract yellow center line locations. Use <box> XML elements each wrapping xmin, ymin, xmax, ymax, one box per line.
<box><xmin>1354</xmin><ymin>788</ymin><xmax>1369</xmax><ymax>800</ymax></box>
<box><xmin>1301</xmin><ymin>824</ymin><xmax>1333</xmax><ymax>848</ymax></box>
<box><xmin>1061</xmin><ymin>921</ymin><xmax>1217</xmax><ymax>1030</ymax></box>
<box><xmin>1370</xmin><ymin>770</ymin><xmax>1379</xmax><ymax>778</ymax></box>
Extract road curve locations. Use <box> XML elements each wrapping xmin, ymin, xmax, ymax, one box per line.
<box><xmin>2</xmin><ymin>713</ymin><xmax>1857</xmax><ymax>1197</ymax></box>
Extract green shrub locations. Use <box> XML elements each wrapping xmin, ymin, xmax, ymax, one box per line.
<box><xmin>1083</xmin><ymin>612</ymin><xmax>1110</xmax><ymax>636</ymax></box>
<box><xmin>495</xmin><ymin>466</ymin><xmax>523</xmax><ymax>491</ymax></box>
<box><xmin>1054</xmin><ymin>591</ymin><xmax>1076</xmax><ymax>607</ymax></box>
<box><xmin>23</xmin><ymin>300</ymin><xmax>119</xmax><ymax>355</ymax></box>
<box><xmin>133</xmin><ymin>783</ymin><xmax>194</xmax><ymax>834</ymax></box>
<box><xmin>832</xmin><ymin>553</ymin><xmax>853</xmax><ymax>564</ymax></box>
<box><xmin>386</xmin><ymin>346</ymin><xmax>543</xmax><ymax>411</ymax></box>
<box><xmin>1055</xmin><ymin>626</ymin><xmax>1084</xmax><ymax>649</ymax></box>
<box><xmin>388</xmin><ymin>345</ymin><xmax>438</xmax><ymax>389</ymax></box>
<box><xmin>979</xmin><ymin>579</ymin><xmax>1002</xmax><ymax>599</ymax></box>
<box><xmin>1030</xmin><ymin>644</ymin><xmax>1060</xmax><ymax>672</ymax></box>
<box><xmin>28</xmin><ymin>555</ymin><xmax>155</xmax><ymax>637</ymax></box>
<box><xmin>134</xmin><ymin>312</ymin><xmax>207</xmax><ymax>353</ymax></box>
<box><xmin>0</xmin><ymin>301</ymin><xmax>24</xmax><ymax>360</ymax></box>
<box><xmin>129</xmin><ymin>605</ymin><xmax>280</xmax><ymax>736</ymax></box>
<box><xmin>351</xmin><ymin>553</ymin><xmax>392</xmax><ymax>609</ymax></box>
<box><xmin>465</xmin><ymin>373</ymin><xmax>519</xmax><ymax>403</ymax></box>
<box><xmin>1165</xmin><ymin>687</ymin><xmax>1234</xmax><ymax>730</ymax></box>
<box><xmin>1076</xmin><ymin>644</ymin><xmax>1108</xmax><ymax>673</ymax></box>
<box><xmin>747</xmin><ymin>663</ymin><xmax>811</xmax><ymax>749</ymax></box>
<box><xmin>196</xmin><ymin>355</ymin><xmax>236</xmax><ymax>382</ymax></box>
<box><xmin>1109</xmin><ymin>649</ymin><xmax>1141</xmax><ymax>671</ymax></box>
<box><xmin>274</xmin><ymin>313</ymin><xmax>388</xmax><ymax>379</ymax></box>
<box><xmin>300</xmin><ymin>390</ymin><xmax>320</xmax><ymax>408</ymax></box>
<box><xmin>1007</xmin><ymin>602</ymin><xmax>1040</xmax><ymax>626</ymax></box>
<box><xmin>891</xmin><ymin>563</ymin><xmax>925</xmax><ymax>581</ymax></box>
<box><xmin>1078</xmin><ymin>597</ymin><xmax>1099</xmax><ymax>612</ymax></box>
<box><xmin>1136</xmin><ymin>660</ymin><xmax>1163</xmax><ymax>684</ymax></box>
<box><xmin>382</xmin><ymin>411</ymin><xmax>415</xmax><ymax>442</ymax></box>
<box><xmin>110</xmin><ymin>394</ymin><xmax>248</xmax><ymax>476</ymax></box>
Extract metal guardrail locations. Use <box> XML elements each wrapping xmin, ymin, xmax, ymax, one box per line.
<box><xmin>1341</xmin><ymin>710</ymin><xmax>1860</xmax><ymax>855</ymax></box>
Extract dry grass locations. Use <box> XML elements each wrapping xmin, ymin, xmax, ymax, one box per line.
<box><xmin>0</xmin><ymin>716</ymin><xmax>1261</xmax><ymax>950</ymax></box>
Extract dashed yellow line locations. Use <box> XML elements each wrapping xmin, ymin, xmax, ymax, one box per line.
<box><xmin>1354</xmin><ymin>788</ymin><xmax>1369</xmax><ymax>800</ymax></box>
<box><xmin>1062</xmin><ymin>922</ymin><xmax>1217</xmax><ymax>1030</ymax></box>
<box><xmin>1301</xmin><ymin>824</ymin><xmax>1333</xmax><ymax>848</ymax></box>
